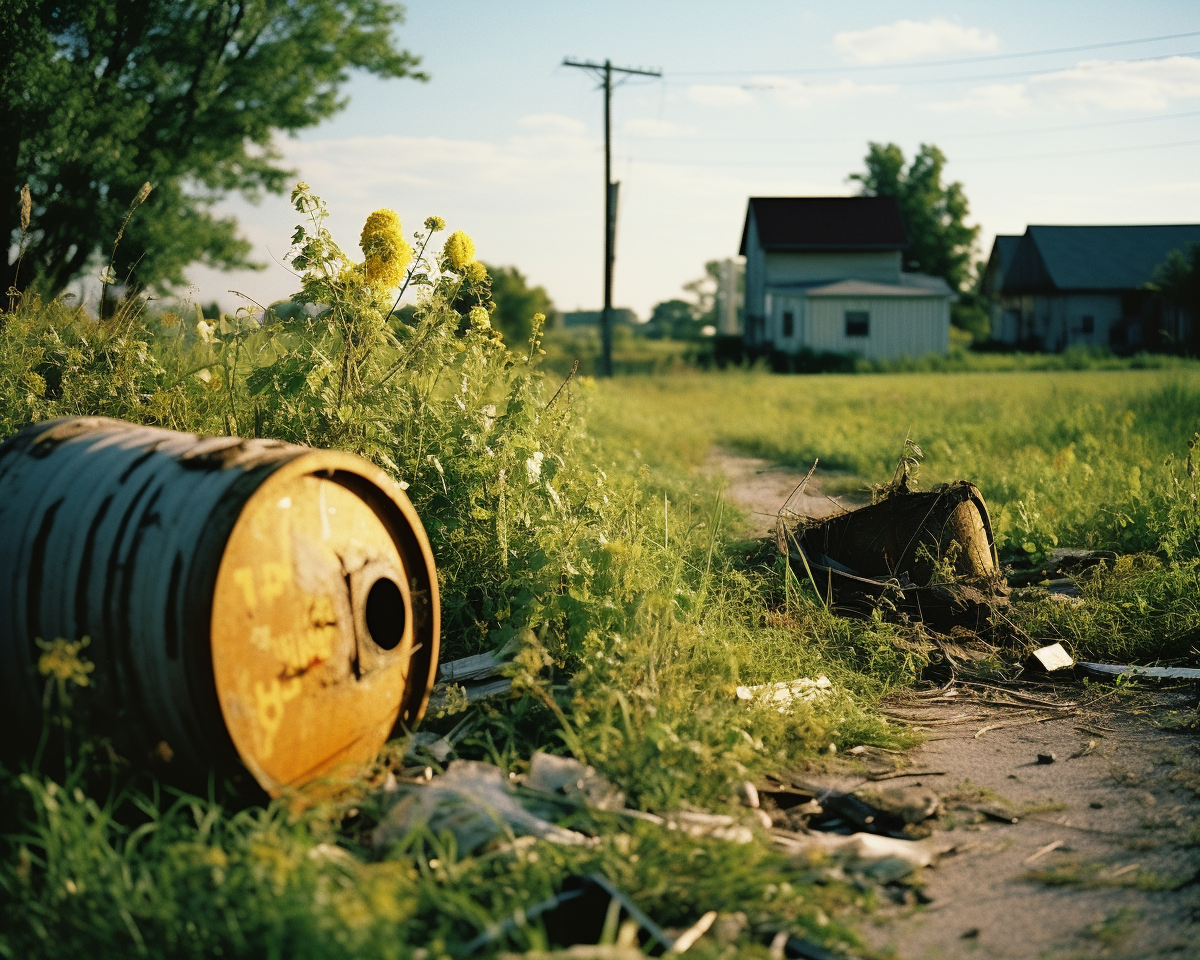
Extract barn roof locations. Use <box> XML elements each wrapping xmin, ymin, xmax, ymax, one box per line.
<box><xmin>739</xmin><ymin>196</ymin><xmax>908</xmax><ymax>255</ymax></box>
<box><xmin>1003</xmin><ymin>224</ymin><xmax>1200</xmax><ymax>293</ymax></box>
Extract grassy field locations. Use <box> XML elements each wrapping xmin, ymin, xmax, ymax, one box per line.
<box><xmin>589</xmin><ymin>368</ymin><xmax>1200</xmax><ymax>557</ymax></box>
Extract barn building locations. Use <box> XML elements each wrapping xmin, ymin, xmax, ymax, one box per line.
<box><xmin>983</xmin><ymin>224</ymin><xmax>1200</xmax><ymax>352</ymax></box>
<box><xmin>739</xmin><ymin>196</ymin><xmax>953</xmax><ymax>360</ymax></box>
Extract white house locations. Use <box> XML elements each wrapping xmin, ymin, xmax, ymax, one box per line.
<box><xmin>740</xmin><ymin>197</ymin><xmax>953</xmax><ymax>361</ymax></box>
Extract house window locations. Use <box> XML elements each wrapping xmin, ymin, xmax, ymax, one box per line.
<box><xmin>1081</xmin><ymin>315</ymin><xmax>1094</xmax><ymax>334</ymax></box>
<box><xmin>845</xmin><ymin>311</ymin><xmax>869</xmax><ymax>337</ymax></box>
<box><xmin>782</xmin><ymin>311</ymin><xmax>794</xmax><ymax>337</ymax></box>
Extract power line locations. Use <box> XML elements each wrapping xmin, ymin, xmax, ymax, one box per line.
<box><xmin>622</xmin><ymin>109</ymin><xmax>1200</xmax><ymax>146</ymax></box>
<box><xmin>720</xmin><ymin>48</ymin><xmax>1200</xmax><ymax>90</ymax></box>
<box><xmin>618</xmin><ymin>136</ymin><xmax>1200</xmax><ymax>168</ymax></box>
<box><xmin>670</xmin><ymin>28</ymin><xmax>1200</xmax><ymax>76</ymax></box>
<box><xmin>562</xmin><ymin>58</ymin><xmax>662</xmax><ymax>377</ymax></box>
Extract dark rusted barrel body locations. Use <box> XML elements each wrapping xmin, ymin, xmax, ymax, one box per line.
<box><xmin>0</xmin><ymin>417</ymin><xmax>439</xmax><ymax>795</ymax></box>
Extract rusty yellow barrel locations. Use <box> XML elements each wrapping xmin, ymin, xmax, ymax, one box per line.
<box><xmin>0</xmin><ymin>417</ymin><xmax>439</xmax><ymax>795</ymax></box>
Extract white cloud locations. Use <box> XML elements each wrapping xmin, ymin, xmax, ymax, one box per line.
<box><xmin>755</xmin><ymin>77</ymin><xmax>894</xmax><ymax>108</ymax></box>
<box><xmin>624</xmin><ymin>118</ymin><xmax>695</xmax><ymax>138</ymax></box>
<box><xmin>834</xmin><ymin>18</ymin><xmax>998</xmax><ymax>65</ymax></box>
<box><xmin>687</xmin><ymin>84</ymin><xmax>754</xmax><ymax>107</ymax></box>
<box><xmin>933</xmin><ymin>55</ymin><xmax>1200</xmax><ymax>115</ymax></box>
<box><xmin>518</xmin><ymin>113</ymin><xmax>586</xmax><ymax>134</ymax></box>
<box><xmin>1030</xmin><ymin>56</ymin><xmax>1200</xmax><ymax>112</ymax></box>
<box><xmin>931</xmin><ymin>83</ymin><xmax>1030</xmax><ymax>115</ymax></box>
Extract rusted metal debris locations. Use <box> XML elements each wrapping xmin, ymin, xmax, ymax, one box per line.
<box><xmin>781</xmin><ymin>480</ymin><xmax>1010</xmax><ymax>632</ymax></box>
<box><xmin>0</xmin><ymin>416</ymin><xmax>439</xmax><ymax>796</ymax></box>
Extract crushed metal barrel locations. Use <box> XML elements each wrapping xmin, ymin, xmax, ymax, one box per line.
<box><xmin>0</xmin><ymin>417</ymin><xmax>439</xmax><ymax>796</ymax></box>
<box><xmin>782</xmin><ymin>480</ymin><xmax>1009</xmax><ymax>632</ymax></box>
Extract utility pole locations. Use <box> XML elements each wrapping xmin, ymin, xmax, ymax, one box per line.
<box><xmin>562</xmin><ymin>57</ymin><xmax>661</xmax><ymax>377</ymax></box>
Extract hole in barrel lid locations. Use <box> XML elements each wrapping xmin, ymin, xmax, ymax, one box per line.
<box><xmin>364</xmin><ymin>576</ymin><xmax>406</xmax><ymax>651</ymax></box>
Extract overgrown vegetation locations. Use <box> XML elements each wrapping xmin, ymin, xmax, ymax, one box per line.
<box><xmin>2</xmin><ymin>186</ymin><xmax>1199</xmax><ymax>957</ymax></box>
<box><xmin>0</xmin><ymin>189</ymin><xmax>908</xmax><ymax>959</ymax></box>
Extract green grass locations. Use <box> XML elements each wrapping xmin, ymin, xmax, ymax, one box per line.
<box><xmin>587</xmin><ymin>368</ymin><xmax>1200</xmax><ymax>554</ymax></box>
<box><xmin>584</xmin><ymin>368</ymin><xmax>1200</xmax><ymax>666</ymax></box>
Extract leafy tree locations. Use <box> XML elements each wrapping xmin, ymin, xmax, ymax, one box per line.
<box><xmin>483</xmin><ymin>264</ymin><xmax>556</xmax><ymax>345</ymax></box>
<box><xmin>683</xmin><ymin>259</ymin><xmax>743</xmax><ymax>332</ymax></box>
<box><xmin>643</xmin><ymin>298</ymin><xmax>700</xmax><ymax>340</ymax></box>
<box><xmin>1149</xmin><ymin>242</ymin><xmax>1200</xmax><ymax>354</ymax></box>
<box><xmin>850</xmin><ymin>142</ymin><xmax>979</xmax><ymax>293</ymax></box>
<box><xmin>2</xmin><ymin>0</ymin><xmax>424</xmax><ymax>297</ymax></box>
<box><xmin>950</xmin><ymin>286</ymin><xmax>991</xmax><ymax>342</ymax></box>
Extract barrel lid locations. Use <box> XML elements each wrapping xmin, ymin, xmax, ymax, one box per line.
<box><xmin>209</xmin><ymin>452</ymin><xmax>438</xmax><ymax>795</ymax></box>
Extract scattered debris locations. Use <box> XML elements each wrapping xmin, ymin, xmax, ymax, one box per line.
<box><xmin>740</xmin><ymin>781</ymin><xmax>761</xmax><ymax>808</ymax></box>
<box><xmin>760</xmin><ymin>778</ymin><xmax>942</xmax><ymax>839</ymax></box>
<box><xmin>670</xmin><ymin>910</ymin><xmax>717</xmax><ymax>953</ymax></box>
<box><xmin>407</xmin><ymin>731</ymin><xmax>453</xmax><ymax>762</ymax></box>
<box><xmin>526</xmin><ymin>752</ymin><xmax>627</xmax><ymax>811</ymax></box>
<box><xmin>775</xmin><ymin>830</ymin><xmax>954</xmax><ymax>881</ymax></box>
<box><xmin>1078</xmin><ymin>662</ymin><xmax>1200</xmax><ymax>682</ymax></box>
<box><xmin>1026</xmin><ymin>642</ymin><xmax>1075</xmax><ymax>674</ymax></box>
<box><xmin>374</xmin><ymin>760</ymin><xmax>593</xmax><ymax>854</ymax></box>
<box><xmin>463</xmin><ymin>874</ymin><xmax>674</xmax><ymax>955</ymax></box>
<box><xmin>1023</xmin><ymin>839</ymin><xmax>1065</xmax><ymax>864</ymax></box>
<box><xmin>854</xmin><ymin>784</ymin><xmax>942</xmax><ymax>826</ymax></box>
<box><xmin>1070</xmin><ymin>739</ymin><xmax>1097</xmax><ymax>760</ymax></box>
<box><xmin>736</xmin><ymin>676</ymin><xmax>832</xmax><ymax>710</ymax></box>
<box><xmin>427</xmin><ymin>643</ymin><xmax>518</xmax><ymax>713</ymax></box>
<box><xmin>672</xmin><ymin>811</ymin><xmax>755</xmax><ymax>844</ymax></box>
<box><xmin>1006</xmin><ymin>547</ymin><xmax>1116</xmax><ymax>587</ymax></box>
<box><xmin>782</xmin><ymin>480</ymin><xmax>1009</xmax><ymax>632</ymax></box>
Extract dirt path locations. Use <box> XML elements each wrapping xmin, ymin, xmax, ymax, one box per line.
<box><xmin>705</xmin><ymin>449</ymin><xmax>1200</xmax><ymax>959</ymax></box>
<box><xmin>859</xmin><ymin>691</ymin><xmax>1200</xmax><ymax>959</ymax></box>
<box><xmin>700</xmin><ymin>448</ymin><xmax>854</xmax><ymax>538</ymax></box>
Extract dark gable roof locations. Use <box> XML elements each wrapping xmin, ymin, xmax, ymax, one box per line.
<box><xmin>739</xmin><ymin>196</ymin><xmax>908</xmax><ymax>255</ymax></box>
<box><xmin>1003</xmin><ymin>224</ymin><xmax>1200</xmax><ymax>293</ymax></box>
<box><xmin>990</xmin><ymin>235</ymin><xmax>1021</xmax><ymax>274</ymax></box>
<box><xmin>981</xmin><ymin>235</ymin><xmax>1021</xmax><ymax>296</ymax></box>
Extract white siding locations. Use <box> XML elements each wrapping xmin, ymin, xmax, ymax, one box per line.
<box><xmin>805</xmin><ymin>296</ymin><xmax>950</xmax><ymax>360</ymax></box>
<box><xmin>768</xmin><ymin>296</ymin><xmax>807</xmax><ymax>351</ymax></box>
<box><xmin>765</xmin><ymin>250</ymin><xmax>901</xmax><ymax>286</ymax></box>
<box><xmin>743</xmin><ymin>210</ymin><xmax>767</xmax><ymax>344</ymax></box>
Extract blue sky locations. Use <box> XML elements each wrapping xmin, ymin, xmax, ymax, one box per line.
<box><xmin>191</xmin><ymin>0</ymin><xmax>1200</xmax><ymax>317</ymax></box>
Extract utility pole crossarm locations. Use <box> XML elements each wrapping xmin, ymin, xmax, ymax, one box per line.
<box><xmin>562</xmin><ymin>58</ymin><xmax>662</xmax><ymax>79</ymax></box>
<box><xmin>561</xmin><ymin>58</ymin><xmax>662</xmax><ymax>377</ymax></box>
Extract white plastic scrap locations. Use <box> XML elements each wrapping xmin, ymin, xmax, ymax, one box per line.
<box><xmin>736</xmin><ymin>676</ymin><xmax>832</xmax><ymax>712</ymax></box>
<box><xmin>373</xmin><ymin>760</ymin><xmax>593</xmax><ymax>855</ymax></box>
<box><xmin>773</xmin><ymin>830</ymin><xmax>954</xmax><ymax>881</ymax></box>
<box><xmin>525</xmin><ymin>751</ymin><xmax>627</xmax><ymax>811</ymax></box>
<box><xmin>670</xmin><ymin>811</ymin><xmax>755</xmax><ymax>844</ymax></box>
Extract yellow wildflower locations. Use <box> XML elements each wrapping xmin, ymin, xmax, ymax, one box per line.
<box><xmin>468</xmin><ymin>306</ymin><xmax>490</xmax><ymax>328</ymax></box>
<box><xmin>37</xmin><ymin>637</ymin><xmax>95</xmax><ymax>687</ymax></box>
<box><xmin>360</xmin><ymin>209</ymin><xmax>413</xmax><ymax>289</ymax></box>
<box><xmin>424</xmin><ymin>216</ymin><xmax>446</xmax><ymax>232</ymax></box>
<box><xmin>444</xmin><ymin>231</ymin><xmax>475</xmax><ymax>272</ymax></box>
<box><xmin>465</xmin><ymin>261</ymin><xmax>488</xmax><ymax>284</ymax></box>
